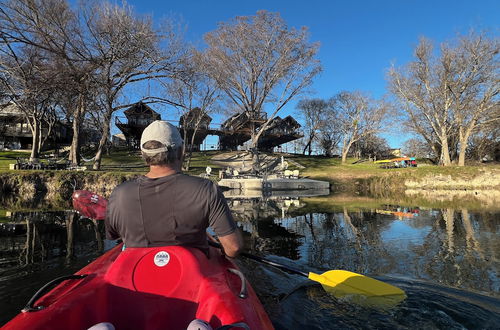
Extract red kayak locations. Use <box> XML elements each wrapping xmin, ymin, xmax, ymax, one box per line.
<box><xmin>3</xmin><ymin>244</ymin><xmax>273</xmax><ymax>330</ymax></box>
<box><xmin>2</xmin><ymin>191</ymin><xmax>274</xmax><ymax>330</ymax></box>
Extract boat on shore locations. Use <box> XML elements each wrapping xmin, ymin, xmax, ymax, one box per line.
<box><xmin>374</xmin><ymin>157</ymin><xmax>417</xmax><ymax>168</ymax></box>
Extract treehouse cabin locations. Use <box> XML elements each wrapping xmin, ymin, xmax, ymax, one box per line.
<box><xmin>218</xmin><ymin>111</ymin><xmax>267</xmax><ymax>150</ymax></box>
<box><xmin>115</xmin><ymin>102</ymin><xmax>161</xmax><ymax>149</ymax></box>
<box><xmin>257</xmin><ymin>116</ymin><xmax>302</xmax><ymax>152</ymax></box>
<box><xmin>179</xmin><ymin>108</ymin><xmax>212</xmax><ymax>151</ymax></box>
<box><xmin>112</xmin><ymin>104</ymin><xmax>302</xmax><ymax>153</ymax></box>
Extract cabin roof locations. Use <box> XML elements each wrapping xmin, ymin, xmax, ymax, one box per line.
<box><xmin>180</xmin><ymin>107</ymin><xmax>212</xmax><ymax>121</ymax></box>
<box><xmin>0</xmin><ymin>102</ymin><xmax>23</xmax><ymax>116</ymax></box>
<box><xmin>124</xmin><ymin>102</ymin><xmax>160</xmax><ymax>117</ymax></box>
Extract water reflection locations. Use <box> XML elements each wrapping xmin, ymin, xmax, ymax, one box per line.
<box><xmin>0</xmin><ymin>195</ymin><xmax>499</xmax><ymax>328</ymax></box>
<box><xmin>225</xmin><ymin>196</ymin><xmax>303</xmax><ymax>259</ymax></box>
<box><xmin>0</xmin><ymin>211</ymin><xmax>104</xmax><ymax>265</ymax></box>
<box><xmin>253</xmin><ymin>206</ymin><xmax>499</xmax><ymax>297</ymax></box>
<box><xmin>0</xmin><ymin>210</ymin><xmax>105</xmax><ymax>325</ymax></box>
<box><xmin>229</xmin><ymin>200</ymin><xmax>500</xmax><ymax>328</ymax></box>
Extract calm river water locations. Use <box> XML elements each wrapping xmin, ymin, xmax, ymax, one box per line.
<box><xmin>0</xmin><ymin>194</ymin><xmax>499</xmax><ymax>329</ymax></box>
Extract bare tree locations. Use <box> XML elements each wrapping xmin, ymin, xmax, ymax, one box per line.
<box><xmin>351</xmin><ymin>134</ymin><xmax>391</xmax><ymax>159</ymax></box>
<box><xmin>467</xmin><ymin>123</ymin><xmax>499</xmax><ymax>162</ymax></box>
<box><xmin>449</xmin><ymin>33</ymin><xmax>499</xmax><ymax>166</ymax></box>
<box><xmin>403</xmin><ymin>137</ymin><xmax>436</xmax><ymax>159</ymax></box>
<box><xmin>0</xmin><ymin>0</ymin><xmax>98</xmax><ymax>165</ymax></box>
<box><xmin>296</xmin><ymin>98</ymin><xmax>327</xmax><ymax>155</ymax></box>
<box><xmin>201</xmin><ymin>10</ymin><xmax>321</xmax><ymax>172</ymax></box>
<box><xmin>388</xmin><ymin>38</ymin><xmax>455</xmax><ymax>165</ymax></box>
<box><xmin>317</xmin><ymin>104</ymin><xmax>342</xmax><ymax>157</ymax></box>
<box><xmin>388</xmin><ymin>33</ymin><xmax>499</xmax><ymax>166</ymax></box>
<box><xmin>160</xmin><ymin>50</ymin><xmax>221</xmax><ymax>170</ymax></box>
<box><xmin>318</xmin><ymin>128</ymin><xmax>342</xmax><ymax>157</ymax></box>
<box><xmin>0</xmin><ymin>0</ymin><xmax>187</xmax><ymax>167</ymax></box>
<box><xmin>330</xmin><ymin>91</ymin><xmax>389</xmax><ymax>164</ymax></box>
<box><xmin>83</xmin><ymin>2</ymin><xmax>185</xmax><ymax>170</ymax></box>
<box><xmin>0</xmin><ymin>43</ymin><xmax>59</xmax><ymax>160</ymax></box>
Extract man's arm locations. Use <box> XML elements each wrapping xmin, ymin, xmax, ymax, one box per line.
<box><xmin>218</xmin><ymin>228</ymin><xmax>243</xmax><ymax>258</ymax></box>
<box><xmin>105</xmin><ymin>190</ymin><xmax>121</xmax><ymax>240</ymax></box>
<box><xmin>208</xmin><ymin>182</ymin><xmax>243</xmax><ymax>257</ymax></box>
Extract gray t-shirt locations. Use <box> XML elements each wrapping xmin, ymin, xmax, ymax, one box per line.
<box><xmin>105</xmin><ymin>173</ymin><xmax>237</xmax><ymax>250</ymax></box>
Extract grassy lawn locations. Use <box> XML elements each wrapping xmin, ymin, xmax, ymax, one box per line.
<box><xmin>0</xmin><ymin>151</ymin><xmax>31</xmax><ymax>170</ymax></box>
<box><xmin>2</xmin><ymin>149</ymin><xmax>498</xmax><ymax>182</ymax></box>
<box><xmin>184</xmin><ymin>151</ymin><xmax>224</xmax><ymax>176</ymax></box>
<box><xmin>284</xmin><ymin>153</ymin><xmax>499</xmax><ymax>184</ymax></box>
<box><xmin>0</xmin><ymin>149</ymin><xmax>219</xmax><ymax>175</ymax></box>
<box><xmin>89</xmin><ymin>150</ymin><xmax>223</xmax><ymax>176</ymax></box>
<box><xmin>96</xmin><ymin>150</ymin><xmax>146</xmax><ymax>172</ymax></box>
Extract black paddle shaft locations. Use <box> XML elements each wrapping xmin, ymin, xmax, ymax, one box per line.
<box><xmin>208</xmin><ymin>240</ymin><xmax>309</xmax><ymax>278</ymax></box>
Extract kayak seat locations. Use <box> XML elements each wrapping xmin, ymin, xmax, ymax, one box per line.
<box><xmin>101</xmin><ymin>245</ymin><xmax>250</xmax><ymax>329</ymax></box>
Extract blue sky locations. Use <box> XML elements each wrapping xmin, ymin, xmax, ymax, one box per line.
<box><xmin>122</xmin><ymin>0</ymin><xmax>499</xmax><ymax>149</ymax></box>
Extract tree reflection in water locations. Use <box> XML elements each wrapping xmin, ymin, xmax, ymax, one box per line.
<box><xmin>223</xmin><ymin>197</ymin><xmax>499</xmax><ymax>328</ymax></box>
<box><xmin>225</xmin><ymin>197</ymin><xmax>499</xmax><ymax>297</ymax></box>
<box><xmin>0</xmin><ymin>197</ymin><xmax>498</xmax><ymax>328</ymax></box>
<box><xmin>0</xmin><ymin>211</ymin><xmax>104</xmax><ymax>271</ymax></box>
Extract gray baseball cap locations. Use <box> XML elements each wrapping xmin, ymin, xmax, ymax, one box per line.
<box><xmin>140</xmin><ymin>120</ymin><xmax>183</xmax><ymax>154</ymax></box>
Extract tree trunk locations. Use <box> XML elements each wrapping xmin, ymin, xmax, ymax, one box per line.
<box><xmin>69</xmin><ymin>96</ymin><xmax>84</xmax><ymax>166</ymax></box>
<box><xmin>457</xmin><ymin>128</ymin><xmax>472</xmax><ymax>167</ymax></box>
<box><xmin>440</xmin><ymin>134</ymin><xmax>452</xmax><ymax>166</ymax></box>
<box><xmin>249</xmin><ymin>118</ymin><xmax>262</xmax><ymax>174</ymax></box>
<box><xmin>458</xmin><ymin>139</ymin><xmax>468</xmax><ymax>166</ymax></box>
<box><xmin>181</xmin><ymin>125</ymin><xmax>189</xmax><ymax>171</ymax></box>
<box><xmin>341</xmin><ymin>149</ymin><xmax>348</xmax><ymax>164</ymax></box>
<box><xmin>40</xmin><ymin>118</ymin><xmax>55</xmax><ymax>154</ymax></box>
<box><xmin>251</xmin><ymin>149</ymin><xmax>260</xmax><ymax>173</ymax></box>
<box><xmin>37</xmin><ymin>125</ymin><xmax>43</xmax><ymax>155</ymax></box>
<box><xmin>184</xmin><ymin>125</ymin><xmax>200</xmax><ymax>172</ymax></box>
<box><xmin>93</xmin><ymin>111</ymin><xmax>112</xmax><ymax>170</ymax></box>
<box><xmin>29</xmin><ymin>119</ymin><xmax>40</xmax><ymax>161</ymax></box>
<box><xmin>341</xmin><ymin>139</ymin><xmax>353</xmax><ymax>164</ymax></box>
<box><xmin>302</xmin><ymin>140</ymin><xmax>310</xmax><ymax>155</ymax></box>
<box><xmin>303</xmin><ymin>133</ymin><xmax>314</xmax><ymax>155</ymax></box>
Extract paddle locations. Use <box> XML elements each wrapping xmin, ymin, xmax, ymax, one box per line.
<box><xmin>72</xmin><ymin>190</ymin><xmax>406</xmax><ymax>306</ymax></box>
<box><xmin>207</xmin><ymin>240</ymin><xmax>405</xmax><ymax>302</ymax></box>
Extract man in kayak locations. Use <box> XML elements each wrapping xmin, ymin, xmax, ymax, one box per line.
<box><xmin>105</xmin><ymin>120</ymin><xmax>243</xmax><ymax>258</ymax></box>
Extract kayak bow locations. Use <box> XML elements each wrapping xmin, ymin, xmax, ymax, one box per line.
<box><xmin>3</xmin><ymin>243</ymin><xmax>274</xmax><ymax>330</ymax></box>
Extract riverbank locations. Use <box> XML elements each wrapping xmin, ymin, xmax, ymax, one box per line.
<box><xmin>1</xmin><ymin>151</ymin><xmax>499</xmax><ymax>207</ymax></box>
<box><xmin>0</xmin><ymin>171</ymin><xmax>138</xmax><ymax>207</ymax></box>
<box><xmin>285</xmin><ymin>154</ymin><xmax>500</xmax><ymax>191</ymax></box>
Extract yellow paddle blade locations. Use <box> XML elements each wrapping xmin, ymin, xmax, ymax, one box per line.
<box><xmin>308</xmin><ymin>270</ymin><xmax>406</xmax><ymax>307</ymax></box>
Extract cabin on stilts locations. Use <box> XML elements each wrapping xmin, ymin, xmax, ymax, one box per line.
<box><xmin>115</xmin><ymin>104</ymin><xmax>303</xmax><ymax>153</ymax></box>
<box><xmin>179</xmin><ymin>107</ymin><xmax>212</xmax><ymax>152</ymax></box>
<box><xmin>258</xmin><ymin>116</ymin><xmax>302</xmax><ymax>152</ymax></box>
<box><xmin>115</xmin><ymin>102</ymin><xmax>161</xmax><ymax>149</ymax></box>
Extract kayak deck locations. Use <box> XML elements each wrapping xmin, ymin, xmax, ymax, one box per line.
<box><xmin>3</xmin><ymin>244</ymin><xmax>273</xmax><ymax>330</ymax></box>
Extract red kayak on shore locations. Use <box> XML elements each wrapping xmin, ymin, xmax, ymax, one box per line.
<box><xmin>3</xmin><ymin>243</ymin><xmax>273</xmax><ymax>330</ymax></box>
<box><xmin>2</xmin><ymin>190</ymin><xmax>273</xmax><ymax>330</ymax></box>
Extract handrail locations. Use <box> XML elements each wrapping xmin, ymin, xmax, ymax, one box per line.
<box><xmin>22</xmin><ymin>274</ymin><xmax>88</xmax><ymax>312</ymax></box>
